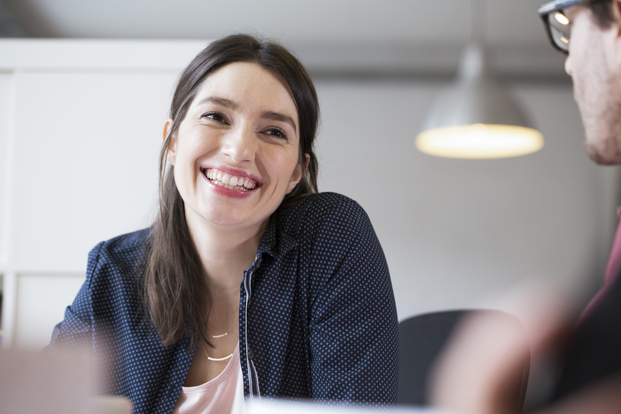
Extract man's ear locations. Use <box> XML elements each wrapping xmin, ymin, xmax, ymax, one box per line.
<box><xmin>614</xmin><ymin>0</ymin><xmax>621</xmax><ymax>36</ymax></box>
<box><xmin>163</xmin><ymin>119</ymin><xmax>177</xmax><ymax>166</ymax></box>
<box><xmin>287</xmin><ymin>154</ymin><xmax>310</xmax><ymax>194</ymax></box>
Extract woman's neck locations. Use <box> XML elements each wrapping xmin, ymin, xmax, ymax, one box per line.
<box><xmin>186</xmin><ymin>213</ymin><xmax>268</xmax><ymax>296</ymax></box>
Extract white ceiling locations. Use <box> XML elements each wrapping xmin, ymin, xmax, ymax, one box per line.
<box><xmin>2</xmin><ymin>0</ymin><xmax>567</xmax><ymax>78</ymax></box>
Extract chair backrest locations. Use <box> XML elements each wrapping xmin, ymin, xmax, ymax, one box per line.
<box><xmin>397</xmin><ymin>309</ymin><xmax>529</xmax><ymax>410</ymax></box>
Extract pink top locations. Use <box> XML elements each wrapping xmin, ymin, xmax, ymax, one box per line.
<box><xmin>172</xmin><ymin>343</ymin><xmax>245</xmax><ymax>414</ymax></box>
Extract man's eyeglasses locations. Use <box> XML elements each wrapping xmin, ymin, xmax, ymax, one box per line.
<box><xmin>538</xmin><ymin>0</ymin><xmax>601</xmax><ymax>54</ymax></box>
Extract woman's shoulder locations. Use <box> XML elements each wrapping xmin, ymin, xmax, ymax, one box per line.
<box><xmin>288</xmin><ymin>192</ymin><xmax>365</xmax><ymax>216</ymax></box>
<box><xmin>277</xmin><ymin>192</ymin><xmax>370</xmax><ymax>238</ymax></box>
<box><xmin>103</xmin><ymin>227</ymin><xmax>151</xmax><ymax>248</ymax></box>
<box><xmin>93</xmin><ymin>227</ymin><xmax>151</xmax><ymax>257</ymax></box>
<box><xmin>86</xmin><ymin>228</ymin><xmax>151</xmax><ymax>277</ymax></box>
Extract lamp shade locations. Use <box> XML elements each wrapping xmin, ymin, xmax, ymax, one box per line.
<box><xmin>416</xmin><ymin>44</ymin><xmax>544</xmax><ymax>159</ymax></box>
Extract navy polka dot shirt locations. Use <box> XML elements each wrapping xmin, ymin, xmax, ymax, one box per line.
<box><xmin>48</xmin><ymin>192</ymin><xmax>399</xmax><ymax>413</ymax></box>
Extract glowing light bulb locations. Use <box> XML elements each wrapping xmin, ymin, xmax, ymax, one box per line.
<box><xmin>415</xmin><ymin>124</ymin><xmax>544</xmax><ymax>159</ymax></box>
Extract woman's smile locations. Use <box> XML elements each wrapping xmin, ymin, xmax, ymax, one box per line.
<box><xmin>200</xmin><ymin>166</ymin><xmax>262</xmax><ymax>199</ymax></box>
<box><xmin>203</xmin><ymin>169</ymin><xmax>258</xmax><ymax>192</ymax></box>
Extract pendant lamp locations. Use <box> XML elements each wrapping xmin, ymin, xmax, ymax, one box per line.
<box><xmin>415</xmin><ymin>3</ymin><xmax>544</xmax><ymax>159</ymax></box>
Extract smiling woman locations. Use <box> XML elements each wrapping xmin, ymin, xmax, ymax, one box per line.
<box><xmin>46</xmin><ymin>34</ymin><xmax>398</xmax><ymax>414</ymax></box>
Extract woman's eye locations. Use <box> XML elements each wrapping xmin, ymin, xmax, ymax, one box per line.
<box><xmin>265</xmin><ymin>128</ymin><xmax>287</xmax><ymax>140</ymax></box>
<box><xmin>202</xmin><ymin>112</ymin><xmax>227</xmax><ymax>123</ymax></box>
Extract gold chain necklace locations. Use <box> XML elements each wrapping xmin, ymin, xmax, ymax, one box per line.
<box><xmin>201</xmin><ymin>341</ymin><xmax>234</xmax><ymax>362</ymax></box>
<box><xmin>203</xmin><ymin>318</ymin><xmax>236</xmax><ymax>361</ymax></box>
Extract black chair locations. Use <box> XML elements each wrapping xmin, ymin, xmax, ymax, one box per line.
<box><xmin>398</xmin><ymin>309</ymin><xmax>529</xmax><ymax>410</ymax></box>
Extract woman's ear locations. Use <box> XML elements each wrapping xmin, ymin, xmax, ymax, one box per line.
<box><xmin>163</xmin><ymin>119</ymin><xmax>177</xmax><ymax>166</ymax></box>
<box><xmin>287</xmin><ymin>154</ymin><xmax>310</xmax><ymax>194</ymax></box>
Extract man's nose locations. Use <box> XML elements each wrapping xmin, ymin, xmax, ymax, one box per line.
<box><xmin>221</xmin><ymin>125</ymin><xmax>256</xmax><ymax>163</ymax></box>
<box><xmin>565</xmin><ymin>54</ymin><xmax>573</xmax><ymax>76</ymax></box>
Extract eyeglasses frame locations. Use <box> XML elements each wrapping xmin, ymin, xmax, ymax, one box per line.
<box><xmin>538</xmin><ymin>0</ymin><xmax>606</xmax><ymax>54</ymax></box>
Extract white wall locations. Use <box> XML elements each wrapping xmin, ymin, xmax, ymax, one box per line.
<box><xmin>10</xmin><ymin>71</ymin><xmax>166</xmax><ymax>271</ymax></box>
<box><xmin>0</xmin><ymin>73</ymin><xmax>10</xmax><ymax>269</ymax></box>
<box><xmin>0</xmin><ymin>40</ymin><xmax>618</xmax><ymax>349</ymax></box>
<box><xmin>315</xmin><ymin>80</ymin><xmax>619</xmax><ymax>318</ymax></box>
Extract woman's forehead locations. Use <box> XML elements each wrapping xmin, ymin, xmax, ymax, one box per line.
<box><xmin>193</xmin><ymin>62</ymin><xmax>298</xmax><ymax>120</ymax></box>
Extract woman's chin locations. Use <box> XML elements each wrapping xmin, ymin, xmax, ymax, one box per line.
<box><xmin>197</xmin><ymin>209</ymin><xmax>269</xmax><ymax>232</ymax></box>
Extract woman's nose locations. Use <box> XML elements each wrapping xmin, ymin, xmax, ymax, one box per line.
<box><xmin>221</xmin><ymin>125</ymin><xmax>256</xmax><ymax>163</ymax></box>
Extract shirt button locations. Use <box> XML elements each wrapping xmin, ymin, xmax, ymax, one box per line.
<box><xmin>247</xmin><ymin>349</ymin><xmax>254</xmax><ymax>360</ymax></box>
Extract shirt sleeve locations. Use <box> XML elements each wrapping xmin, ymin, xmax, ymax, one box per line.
<box><xmin>306</xmin><ymin>196</ymin><xmax>399</xmax><ymax>404</ymax></box>
<box><xmin>47</xmin><ymin>242</ymin><xmax>104</xmax><ymax>352</ymax></box>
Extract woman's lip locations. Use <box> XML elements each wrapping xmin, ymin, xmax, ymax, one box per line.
<box><xmin>201</xmin><ymin>165</ymin><xmax>263</xmax><ymax>186</ymax></box>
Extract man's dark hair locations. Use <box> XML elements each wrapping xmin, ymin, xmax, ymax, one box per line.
<box><xmin>589</xmin><ymin>0</ymin><xmax>616</xmax><ymax>28</ymax></box>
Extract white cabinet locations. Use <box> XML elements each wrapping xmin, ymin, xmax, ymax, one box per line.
<box><xmin>0</xmin><ymin>39</ymin><xmax>207</xmax><ymax>349</ymax></box>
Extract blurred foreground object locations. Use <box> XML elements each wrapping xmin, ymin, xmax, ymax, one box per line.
<box><xmin>429</xmin><ymin>285</ymin><xmax>621</xmax><ymax>414</ymax></box>
<box><xmin>92</xmin><ymin>396</ymin><xmax>133</xmax><ymax>414</ymax></box>
<box><xmin>247</xmin><ymin>398</ymin><xmax>444</xmax><ymax>413</ymax></box>
<box><xmin>0</xmin><ymin>350</ymin><xmax>131</xmax><ymax>414</ymax></box>
<box><xmin>398</xmin><ymin>310</ymin><xmax>528</xmax><ymax>409</ymax></box>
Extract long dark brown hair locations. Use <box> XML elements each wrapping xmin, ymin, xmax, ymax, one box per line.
<box><xmin>143</xmin><ymin>34</ymin><xmax>319</xmax><ymax>348</ymax></box>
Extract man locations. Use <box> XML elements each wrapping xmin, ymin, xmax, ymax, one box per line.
<box><xmin>540</xmin><ymin>0</ymin><xmax>621</xmax><ymax>400</ymax></box>
<box><xmin>430</xmin><ymin>1</ymin><xmax>621</xmax><ymax>413</ymax></box>
<box><xmin>546</xmin><ymin>0</ymin><xmax>621</xmax><ymax>166</ymax></box>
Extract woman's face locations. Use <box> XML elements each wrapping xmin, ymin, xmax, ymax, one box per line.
<box><xmin>167</xmin><ymin>62</ymin><xmax>305</xmax><ymax>234</ymax></box>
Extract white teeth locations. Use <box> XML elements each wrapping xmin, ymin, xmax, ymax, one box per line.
<box><xmin>245</xmin><ymin>178</ymin><xmax>256</xmax><ymax>190</ymax></box>
<box><xmin>204</xmin><ymin>169</ymin><xmax>257</xmax><ymax>191</ymax></box>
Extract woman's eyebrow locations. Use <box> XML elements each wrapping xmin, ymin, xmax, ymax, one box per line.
<box><xmin>262</xmin><ymin>111</ymin><xmax>297</xmax><ymax>133</ymax></box>
<box><xmin>195</xmin><ymin>97</ymin><xmax>296</xmax><ymax>132</ymax></box>
<box><xmin>196</xmin><ymin>96</ymin><xmax>238</xmax><ymax>109</ymax></box>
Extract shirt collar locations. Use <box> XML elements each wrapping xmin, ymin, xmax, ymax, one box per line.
<box><xmin>256</xmin><ymin>208</ymin><xmax>299</xmax><ymax>260</ymax></box>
